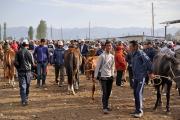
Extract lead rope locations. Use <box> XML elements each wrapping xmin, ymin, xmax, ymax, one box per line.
<box><xmin>151</xmin><ymin>62</ymin><xmax>180</xmax><ymax>85</ymax></box>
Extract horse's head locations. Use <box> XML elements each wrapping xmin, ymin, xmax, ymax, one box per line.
<box><xmin>163</xmin><ymin>55</ymin><xmax>180</xmax><ymax>89</ymax></box>
<box><xmin>84</xmin><ymin>57</ymin><xmax>95</xmax><ymax>79</ymax></box>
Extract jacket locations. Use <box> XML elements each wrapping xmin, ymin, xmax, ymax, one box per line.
<box><xmin>79</xmin><ymin>44</ymin><xmax>89</xmax><ymax>56</ymax></box>
<box><xmin>14</xmin><ymin>47</ymin><xmax>34</xmax><ymax>72</ymax></box>
<box><xmin>96</xmin><ymin>49</ymin><xmax>104</xmax><ymax>56</ymax></box>
<box><xmin>33</xmin><ymin>45</ymin><xmax>49</xmax><ymax>63</ymax></box>
<box><xmin>131</xmin><ymin>50</ymin><xmax>152</xmax><ymax>79</ymax></box>
<box><xmin>94</xmin><ymin>52</ymin><xmax>115</xmax><ymax>78</ymax></box>
<box><xmin>53</xmin><ymin>47</ymin><xmax>65</xmax><ymax>65</ymax></box>
<box><xmin>143</xmin><ymin>47</ymin><xmax>156</xmax><ymax>62</ymax></box>
<box><xmin>115</xmin><ymin>46</ymin><xmax>127</xmax><ymax>71</ymax></box>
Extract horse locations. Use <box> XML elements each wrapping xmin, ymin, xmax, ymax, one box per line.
<box><xmin>64</xmin><ymin>47</ymin><xmax>82</xmax><ymax>95</ymax></box>
<box><xmin>0</xmin><ymin>44</ymin><xmax>4</xmax><ymax>66</ymax></box>
<box><xmin>152</xmin><ymin>53</ymin><xmax>180</xmax><ymax>113</ymax></box>
<box><xmin>4</xmin><ymin>47</ymin><xmax>16</xmax><ymax>87</ymax></box>
<box><xmin>85</xmin><ymin>56</ymin><xmax>99</xmax><ymax>100</ymax></box>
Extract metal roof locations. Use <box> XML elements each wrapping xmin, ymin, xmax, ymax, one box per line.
<box><xmin>160</xmin><ymin>19</ymin><xmax>180</xmax><ymax>24</ymax></box>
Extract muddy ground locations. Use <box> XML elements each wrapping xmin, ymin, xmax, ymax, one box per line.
<box><xmin>0</xmin><ymin>66</ymin><xmax>180</xmax><ymax>120</ymax></box>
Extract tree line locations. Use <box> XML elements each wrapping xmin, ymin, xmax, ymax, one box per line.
<box><xmin>0</xmin><ymin>20</ymin><xmax>47</xmax><ymax>41</ymax></box>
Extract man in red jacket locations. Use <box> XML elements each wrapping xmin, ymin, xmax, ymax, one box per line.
<box><xmin>115</xmin><ymin>44</ymin><xmax>127</xmax><ymax>86</ymax></box>
<box><xmin>11</xmin><ymin>40</ymin><xmax>19</xmax><ymax>52</ymax></box>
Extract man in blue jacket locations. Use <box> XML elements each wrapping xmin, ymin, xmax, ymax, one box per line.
<box><xmin>33</xmin><ymin>39</ymin><xmax>49</xmax><ymax>88</ymax></box>
<box><xmin>53</xmin><ymin>41</ymin><xmax>65</xmax><ymax>87</ymax></box>
<box><xmin>79</xmin><ymin>39</ymin><xmax>89</xmax><ymax>74</ymax></box>
<box><xmin>143</xmin><ymin>41</ymin><xmax>157</xmax><ymax>85</ymax></box>
<box><xmin>129</xmin><ymin>40</ymin><xmax>153</xmax><ymax>118</ymax></box>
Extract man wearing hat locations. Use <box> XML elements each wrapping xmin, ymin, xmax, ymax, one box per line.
<box><xmin>14</xmin><ymin>39</ymin><xmax>34</xmax><ymax>106</ymax></box>
<box><xmin>48</xmin><ymin>40</ymin><xmax>55</xmax><ymax>64</ymax></box>
<box><xmin>53</xmin><ymin>41</ymin><xmax>65</xmax><ymax>86</ymax></box>
<box><xmin>79</xmin><ymin>39</ymin><xmax>89</xmax><ymax>74</ymax></box>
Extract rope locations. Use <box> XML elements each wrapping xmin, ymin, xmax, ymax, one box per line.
<box><xmin>150</xmin><ymin>62</ymin><xmax>180</xmax><ymax>85</ymax></box>
<box><xmin>85</xmin><ymin>69</ymin><xmax>94</xmax><ymax>72</ymax></box>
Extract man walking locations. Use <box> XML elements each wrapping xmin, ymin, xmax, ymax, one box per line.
<box><xmin>94</xmin><ymin>41</ymin><xmax>115</xmax><ymax>114</ymax></box>
<box><xmin>33</xmin><ymin>39</ymin><xmax>49</xmax><ymax>88</ymax></box>
<box><xmin>129</xmin><ymin>40</ymin><xmax>153</xmax><ymax>118</ymax></box>
<box><xmin>53</xmin><ymin>41</ymin><xmax>65</xmax><ymax>86</ymax></box>
<box><xmin>14</xmin><ymin>39</ymin><xmax>34</xmax><ymax>106</ymax></box>
<box><xmin>79</xmin><ymin>39</ymin><xmax>89</xmax><ymax>74</ymax></box>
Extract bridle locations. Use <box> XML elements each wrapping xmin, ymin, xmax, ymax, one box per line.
<box><xmin>151</xmin><ymin>61</ymin><xmax>180</xmax><ymax>85</ymax></box>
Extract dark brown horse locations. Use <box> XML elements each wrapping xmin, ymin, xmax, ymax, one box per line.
<box><xmin>64</xmin><ymin>47</ymin><xmax>82</xmax><ymax>95</ymax></box>
<box><xmin>152</xmin><ymin>53</ymin><xmax>180</xmax><ymax>113</ymax></box>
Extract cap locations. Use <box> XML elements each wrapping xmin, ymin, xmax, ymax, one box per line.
<box><xmin>81</xmin><ymin>39</ymin><xmax>85</xmax><ymax>42</ymax></box>
<box><xmin>22</xmin><ymin>39</ymin><xmax>29</xmax><ymax>44</ymax></box>
<box><xmin>57</xmin><ymin>41</ymin><xmax>63</xmax><ymax>46</ymax></box>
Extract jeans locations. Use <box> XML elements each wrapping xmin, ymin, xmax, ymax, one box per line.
<box><xmin>55</xmin><ymin>64</ymin><xmax>65</xmax><ymax>84</ymax></box>
<box><xmin>37</xmin><ymin>62</ymin><xmax>48</xmax><ymax>86</ymax></box>
<box><xmin>100</xmin><ymin>78</ymin><xmax>113</xmax><ymax>109</ymax></box>
<box><xmin>18</xmin><ymin>72</ymin><xmax>31</xmax><ymax>103</ymax></box>
<box><xmin>133</xmin><ymin>77</ymin><xmax>145</xmax><ymax>113</ymax></box>
<box><xmin>116</xmin><ymin>70</ymin><xmax>123</xmax><ymax>86</ymax></box>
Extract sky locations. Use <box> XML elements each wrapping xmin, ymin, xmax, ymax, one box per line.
<box><xmin>0</xmin><ymin>0</ymin><xmax>180</xmax><ymax>29</ymax></box>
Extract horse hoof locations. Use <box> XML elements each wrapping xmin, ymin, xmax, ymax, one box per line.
<box><xmin>153</xmin><ymin>107</ymin><xmax>157</xmax><ymax>111</ymax></box>
<box><xmin>166</xmin><ymin>111</ymin><xmax>171</xmax><ymax>115</ymax></box>
<box><xmin>72</xmin><ymin>92</ymin><xmax>76</xmax><ymax>95</ymax></box>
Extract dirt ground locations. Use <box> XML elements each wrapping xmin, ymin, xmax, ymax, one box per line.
<box><xmin>0</xmin><ymin>66</ymin><xmax>180</xmax><ymax>120</ymax></box>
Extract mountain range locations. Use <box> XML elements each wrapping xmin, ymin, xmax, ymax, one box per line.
<box><xmin>5</xmin><ymin>26</ymin><xmax>180</xmax><ymax>40</ymax></box>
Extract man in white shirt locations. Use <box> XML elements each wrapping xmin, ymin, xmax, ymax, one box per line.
<box><xmin>94</xmin><ymin>41</ymin><xmax>115</xmax><ymax>114</ymax></box>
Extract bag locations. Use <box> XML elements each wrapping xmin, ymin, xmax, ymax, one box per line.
<box><xmin>97</xmin><ymin>71</ymin><xmax>101</xmax><ymax>80</ymax></box>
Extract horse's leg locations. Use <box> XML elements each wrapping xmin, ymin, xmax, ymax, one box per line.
<box><xmin>8</xmin><ymin>67</ymin><xmax>11</xmax><ymax>84</ymax></box>
<box><xmin>4</xmin><ymin>66</ymin><xmax>6</xmax><ymax>81</ymax></box>
<box><xmin>75</xmin><ymin>72</ymin><xmax>79</xmax><ymax>90</ymax></box>
<box><xmin>154</xmin><ymin>85</ymin><xmax>161</xmax><ymax>110</ymax></box>
<box><xmin>158</xmin><ymin>85</ymin><xmax>163</xmax><ymax>107</ymax></box>
<box><xmin>71</xmin><ymin>84</ymin><xmax>76</xmax><ymax>95</ymax></box>
<box><xmin>12</xmin><ymin>67</ymin><xmax>16</xmax><ymax>87</ymax></box>
<box><xmin>166</xmin><ymin>80</ymin><xmax>172</xmax><ymax>113</ymax></box>
<box><xmin>92</xmin><ymin>77</ymin><xmax>95</xmax><ymax>100</ymax></box>
<box><xmin>91</xmin><ymin>71</ymin><xmax>95</xmax><ymax>100</ymax></box>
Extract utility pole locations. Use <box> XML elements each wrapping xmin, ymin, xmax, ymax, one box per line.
<box><xmin>50</xmin><ymin>25</ymin><xmax>53</xmax><ymax>40</ymax></box>
<box><xmin>152</xmin><ymin>2</ymin><xmax>155</xmax><ymax>37</ymax></box>
<box><xmin>0</xmin><ymin>24</ymin><xmax>1</xmax><ymax>41</ymax></box>
<box><xmin>3</xmin><ymin>22</ymin><xmax>7</xmax><ymax>41</ymax></box>
<box><xmin>60</xmin><ymin>26</ymin><xmax>63</xmax><ymax>40</ymax></box>
<box><xmin>89</xmin><ymin>21</ymin><xmax>91</xmax><ymax>40</ymax></box>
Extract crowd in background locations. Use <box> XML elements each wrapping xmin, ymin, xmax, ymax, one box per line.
<box><xmin>1</xmin><ymin>38</ymin><xmax>180</xmax><ymax>117</ymax></box>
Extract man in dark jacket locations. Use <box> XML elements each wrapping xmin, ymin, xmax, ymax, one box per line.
<box><xmin>53</xmin><ymin>41</ymin><xmax>65</xmax><ymax>87</ymax></box>
<box><xmin>14</xmin><ymin>39</ymin><xmax>34</xmax><ymax>106</ymax></box>
<box><xmin>79</xmin><ymin>39</ymin><xmax>89</xmax><ymax>74</ymax></box>
<box><xmin>143</xmin><ymin>41</ymin><xmax>156</xmax><ymax>85</ymax></box>
<box><xmin>129</xmin><ymin>40</ymin><xmax>153</xmax><ymax>118</ymax></box>
<box><xmin>33</xmin><ymin>39</ymin><xmax>49</xmax><ymax>88</ymax></box>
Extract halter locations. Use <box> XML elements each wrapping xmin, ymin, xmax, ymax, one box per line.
<box><xmin>151</xmin><ymin>61</ymin><xmax>180</xmax><ymax>85</ymax></box>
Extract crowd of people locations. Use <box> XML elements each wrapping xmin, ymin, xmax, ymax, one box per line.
<box><xmin>1</xmin><ymin>38</ymin><xmax>180</xmax><ymax>118</ymax></box>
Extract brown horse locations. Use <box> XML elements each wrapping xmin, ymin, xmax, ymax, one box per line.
<box><xmin>0</xmin><ymin>44</ymin><xmax>4</xmax><ymax>66</ymax></box>
<box><xmin>64</xmin><ymin>47</ymin><xmax>82</xmax><ymax>95</ymax></box>
<box><xmin>4</xmin><ymin>48</ymin><xmax>16</xmax><ymax>86</ymax></box>
<box><xmin>85</xmin><ymin>56</ymin><xmax>99</xmax><ymax>100</ymax></box>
